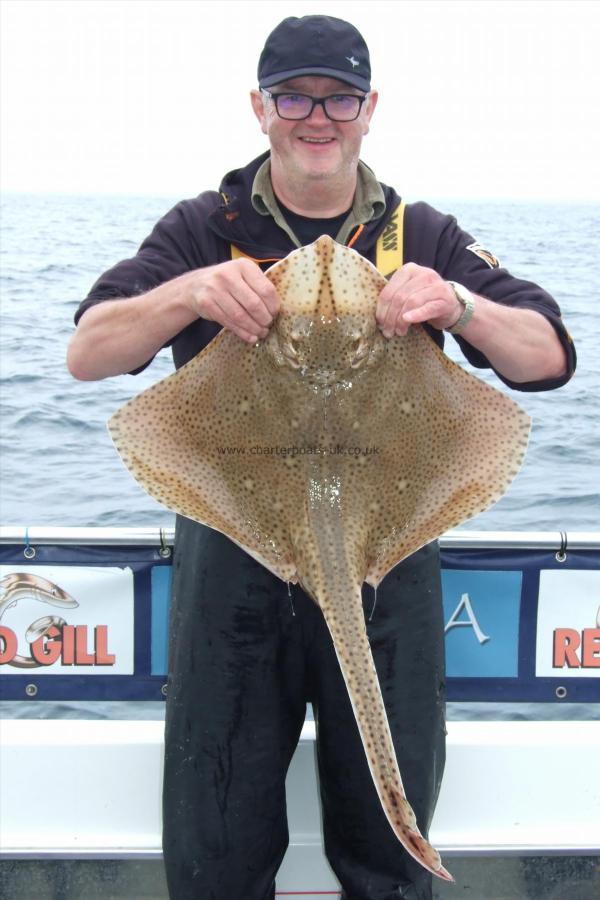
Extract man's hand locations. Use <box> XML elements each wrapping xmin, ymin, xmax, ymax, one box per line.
<box><xmin>376</xmin><ymin>263</ymin><xmax>462</xmax><ymax>337</ymax></box>
<box><xmin>187</xmin><ymin>258</ymin><xmax>280</xmax><ymax>343</ymax></box>
<box><xmin>68</xmin><ymin>258</ymin><xmax>282</xmax><ymax>381</ymax></box>
<box><xmin>375</xmin><ymin>261</ymin><xmax>567</xmax><ymax>384</ymax></box>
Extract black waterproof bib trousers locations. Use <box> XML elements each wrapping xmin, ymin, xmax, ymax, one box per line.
<box><xmin>162</xmin><ymin>515</ymin><xmax>446</xmax><ymax>900</ymax></box>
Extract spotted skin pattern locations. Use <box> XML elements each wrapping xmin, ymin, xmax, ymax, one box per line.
<box><xmin>108</xmin><ymin>236</ymin><xmax>531</xmax><ymax>881</ymax></box>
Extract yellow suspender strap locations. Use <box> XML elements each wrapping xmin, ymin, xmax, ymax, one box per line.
<box><xmin>230</xmin><ymin>244</ymin><xmax>282</xmax><ymax>264</ymax></box>
<box><xmin>230</xmin><ymin>201</ymin><xmax>405</xmax><ymax>275</ymax></box>
<box><xmin>375</xmin><ymin>201</ymin><xmax>405</xmax><ymax>278</ymax></box>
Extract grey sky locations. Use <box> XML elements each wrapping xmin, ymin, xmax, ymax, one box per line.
<box><xmin>1</xmin><ymin>0</ymin><xmax>599</xmax><ymax>202</ymax></box>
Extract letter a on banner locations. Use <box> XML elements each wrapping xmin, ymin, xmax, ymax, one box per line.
<box><xmin>445</xmin><ymin>592</ymin><xmax>491</xmax><ymax>645</ymax></box>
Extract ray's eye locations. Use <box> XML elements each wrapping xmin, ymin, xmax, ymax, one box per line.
<box><xmin>281</xmin><ymin>337</ymin><xmax>301</xmax><ymax>368</ymax></box>
<box><xmin>350</xmin><ymin>336</ymin><xmax>370</xmax><ymax>368</ymax></box>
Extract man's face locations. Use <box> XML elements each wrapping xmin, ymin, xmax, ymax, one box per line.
<box><xmin>250</xmin><ymin>76</ymin><xmax>378</xmax><ymax>184</ymax></box>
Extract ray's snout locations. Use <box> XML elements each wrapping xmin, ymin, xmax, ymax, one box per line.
<box><xmin>266</xmin><ymin>236</ymin><xmax>385</xmax><ymax>383</ymax></box>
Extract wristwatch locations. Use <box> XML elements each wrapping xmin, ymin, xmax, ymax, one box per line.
<box><xmin>446</xmin><ymin>281</ymin><xmax>475</xmax><ymax>334</ymax></box>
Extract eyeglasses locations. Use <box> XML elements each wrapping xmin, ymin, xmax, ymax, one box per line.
<box><xmin>261</xmin><ymin>90</ymin><xmax>367</xmax><ymax>122</ymax></box>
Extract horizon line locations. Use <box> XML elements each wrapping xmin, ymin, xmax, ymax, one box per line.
<box><xmin>2</xmin><ymin>188</ymin><xmax>599</xmax><ymax>207</ymax></box>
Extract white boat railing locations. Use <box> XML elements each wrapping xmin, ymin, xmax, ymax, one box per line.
<box><xmin>1</xmin><ymin>719</ymin><xmax>599</xmax><ymax>871</ymax></box>
<box><xmin>1</xmin><ymin>525</ymin><xmax>599</xmax><ymax>550</ymax></box>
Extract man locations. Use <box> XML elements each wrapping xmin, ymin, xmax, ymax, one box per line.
<box><xmin>68</xmin><ymin>15</ymin><xmax>575</xmax><ymax>900</ymax></box>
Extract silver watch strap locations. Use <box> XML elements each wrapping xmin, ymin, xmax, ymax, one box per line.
<box><xmin>446</xmin><ymin>282</ymin><xmax>475</xmax><ymax>335</ymax></box>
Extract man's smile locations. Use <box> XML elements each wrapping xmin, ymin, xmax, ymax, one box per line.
<box><xmin>298</xmin><ymin>136</ymin><xmax>338</xmax><ymax>153</ymax></box>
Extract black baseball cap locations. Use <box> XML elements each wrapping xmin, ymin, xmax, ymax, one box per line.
<box><xmin>258</xmin><ymin>15</ymin><xmax>371</xmax><ymax>93</ymax></box>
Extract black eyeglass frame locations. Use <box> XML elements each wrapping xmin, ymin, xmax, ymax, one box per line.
<box><xmin>260</xmin><ymin>89</ymin><xmax>368</xmax><ymax>122</ymax></box>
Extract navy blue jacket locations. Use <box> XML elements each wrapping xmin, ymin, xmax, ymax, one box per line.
<box><xmin>76</xmin><ymin>152</ymin><xmax>576</xmax><ymax>391</ymax></box>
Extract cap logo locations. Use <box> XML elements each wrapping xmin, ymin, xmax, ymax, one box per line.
<box><xmin>346</xmin><ymin>56</ymin><xmax>359</xmax><ymax>68</ymax></box>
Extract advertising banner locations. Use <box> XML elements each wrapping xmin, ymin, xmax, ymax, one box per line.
<box><xmin>0</xmin><ymin>565</ymin><xmax>134</xmax><ymax>674</ymax></box>
<box><xmin>1</xmin><ymin>538</ymin><xmax>599</xmax><ymax>701</ymax></box>
<box><xmin>442</xmin><ymin>569</ymin><xmax>522</xmax><ymax>678</ymax></box>
<box><xmin>535</xmin><ymin>569</ymin><xmax>600</xmax><ymax>677</ymax></box>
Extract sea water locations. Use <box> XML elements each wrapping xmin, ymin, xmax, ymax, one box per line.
<box><xmin>1</xmin><ymin>192</ymin><xmax>598</xmax><ymax>531</ymax></box>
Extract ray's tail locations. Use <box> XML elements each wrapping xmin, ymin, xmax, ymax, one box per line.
<box><xmin>313</xmin><ymin>575</ymin><xmax>453</xmax><ymax>882</ymax></box>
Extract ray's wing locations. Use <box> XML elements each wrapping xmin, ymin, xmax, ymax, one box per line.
<box><xmin>361</xmin><ymin>326</ymin><xmax>530</xmax><ymax>586</ymax></box>
<box><xmin>108</xmin><ymin>331</ymin><xmax>305</xmax><ymax>583</ymax></box>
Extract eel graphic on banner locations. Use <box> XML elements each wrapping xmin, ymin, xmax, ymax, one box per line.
<box><xmin>0</xmin><ymin>565</ymin><xmax>134</xmax><ymax>673</ymax></box>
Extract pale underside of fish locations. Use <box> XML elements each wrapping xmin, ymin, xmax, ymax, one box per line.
<box><xmin>108</xmin><ymin>236</ymin><xmax>531</xmax><ymax>882</ymax></box>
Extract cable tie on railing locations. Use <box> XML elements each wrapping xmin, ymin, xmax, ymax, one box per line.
<box><xmin>23</xmin><ymin>527</ymin><xmax>36</xmax><ymax>559</ymax></box>
<box><xmin>556</xmin><ymin>530</ymin><xmax>568</xmax><ymax>563</ymax></box>
<box><xmin>158</xmin><ymin>528</ymin><xmax>172</xmax><ymax>559</ymax></box>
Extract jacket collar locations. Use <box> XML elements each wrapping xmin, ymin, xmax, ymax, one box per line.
<box><xmin>208</xmin><ymin>152</ymin><xmax>400</xmax><ymax>262</ymax></box>
<box><xmin>250</xmin><ymin>158</ymin><xmax>386</xmax><ymax>248</ymax></box>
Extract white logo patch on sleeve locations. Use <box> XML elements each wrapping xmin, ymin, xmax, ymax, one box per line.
<box><xmin>466</xmin><ymin>241</ymin><xmax>500</xmax><ymax>269</ymax></box>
